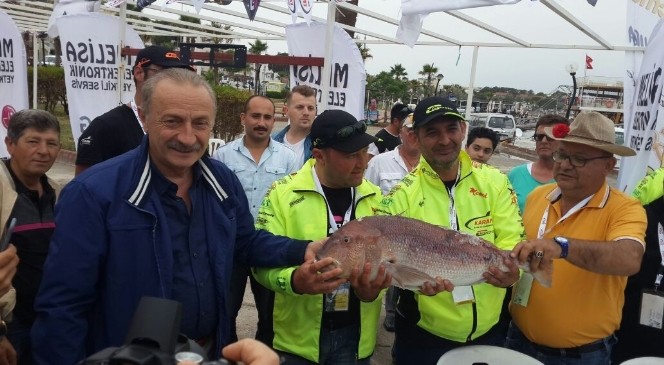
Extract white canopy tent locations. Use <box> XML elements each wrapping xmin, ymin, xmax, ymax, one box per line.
<box><xmin>1</xmin><ymin>0</ymin><xmax>646</xmax><ymax>115</ymax></box>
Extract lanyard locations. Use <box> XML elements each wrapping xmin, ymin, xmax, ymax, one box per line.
<box><xmin>312</xmin><ymin>166</ymin><xmax>355</xmax><ymax>234</ymax></box>
<box><xmin>537</xmin><ymin>194</ymin><xmax>593</xmax><ymax>239</ymax></box>
<box><xmin>655</xmin><ymin>223</ymin><xmax>664</xmax><ymax>290</ymax></box>
<box><xmin>130</xmin><ymin>100</ymin><xmax>146</xmax><ymax>135</ymax></box>
<box><xmin>445</xmin><ymin>167</ymin><xmax>461</xmax><ymax>231</ymax></box>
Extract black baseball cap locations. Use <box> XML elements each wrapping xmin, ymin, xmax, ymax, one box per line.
<box><xmin>310</xmin><ymin>110</ymin><xmax>377</xmax><ymax>153</ymax></box>
<box><xmin>134</xmin><ymin>46</ymin><xmax>194</xmax><ymax>71</ymax></box>
<box><xmin>412</xmin><ymin>96</ymin><xmax>464</xmax><ymax>129</ymax></box>
<box><xmin>391</xmin><ymin>103</ymin><xmax>412</xmax><ymax>120</ymax></box>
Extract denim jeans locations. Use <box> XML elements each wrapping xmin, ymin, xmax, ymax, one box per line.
<box><xmin>505</xmin><ymin>321</ymin><xmax>616</xmax><ymax>365</ymax></box>
<box><xmin>384</xmin><ymin>287</ymin><xmax>397</xmax><ymax>317</ymax></box>
<box><xmin>278</xmin><ymin>325</ymin><xmax>370</xmax><ymax>365</ymax></box>
<box><xmin>393</xmin><ymin>313</ymin><xmax>506</xmax><ymax>365</ymax></box>
<box><xmin>228</xmin><ymin>263</ymin><xmax>274</xmax><ymax>345</ymax></box>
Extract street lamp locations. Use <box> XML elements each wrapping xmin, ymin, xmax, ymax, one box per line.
<box><xmin>435</xmin><ymin>74</ymin><xmax>444</xmax><ymax>96</ymax></box>
<box><xmin>564</xmin><ymin>63</ymin><xmax>578</xmax><ymax>119</ymax></box>
<box><xmin>37</xmin><ymin>32</ymin><xmax>48</xmax><ymax>66</ymax></box>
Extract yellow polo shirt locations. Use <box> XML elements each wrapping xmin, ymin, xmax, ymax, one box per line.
<box><xmin>510</xmin><ymin>182</ymin><xmax>646</xmax><ymax>348</ymax></box>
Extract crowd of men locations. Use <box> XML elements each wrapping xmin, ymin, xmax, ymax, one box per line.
<box><xmin>0</xmin><ymin>51</ymin><xmax>661</xmax><ymax>365</ymax></box>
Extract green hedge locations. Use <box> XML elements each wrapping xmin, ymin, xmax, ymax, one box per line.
<box><xmin>25</xmin><ymin>68</ymin><xmax>249</xmax><ymax>146</ymax></box>
<box><xmin>213</xmin><ymin>85</ymin><xmax>251</xmax><ymax>142</ymax></box>
<box><xmin>266</xmin><ymin>90</ymin><xmax>286</xmax><ymax>99</ymax></box>
<box><xmin>27</xmin><ymin>66</ymin><xmax>68</xmax><ymax>114</ymax></box>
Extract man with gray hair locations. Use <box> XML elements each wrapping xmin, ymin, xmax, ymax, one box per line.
<box><xmin>32</xmin><ymin>69</ymin><xmax>321</xmax><ymax>364</ymax></box>
<box><xmin>1</xmin><ymin>109</ymin><xmax>60</xmax><ymax>364</ymax></box>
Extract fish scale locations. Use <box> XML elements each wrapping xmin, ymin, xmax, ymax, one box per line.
<box><xmin>317</xmin><ymin>215</ymin><xmax>551</xmax><ymax>290</ymax></box>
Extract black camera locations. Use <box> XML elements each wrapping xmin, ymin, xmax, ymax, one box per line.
<box><xmin>80</xmin><ymin>297</ymin><xmax>233</xmax><ymax>365</ymax></box>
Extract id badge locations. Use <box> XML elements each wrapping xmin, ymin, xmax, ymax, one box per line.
<box><xmin>639</xmin><ymin>290</ymin><xmax>664</xmax><ymax>329</ymax></box>
<box><xmin>452</xmin><ymin>285</ymin><xmax>475</xmax><ymax>304</ymax></box>
<box><xmin>324</xmin><ymin>282</ymin><xmax>350</xmax><ymax>312</ymax></box>
<box><xmin>512</xmin><ymin>273</ymin><xmax>534</xmax><ymax>307</ymax></box>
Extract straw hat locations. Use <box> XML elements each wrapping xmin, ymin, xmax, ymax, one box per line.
<box><xmin>543</xmin><ymin>111</ymin><xmax>635</xmax><ymax>157</ymax></box>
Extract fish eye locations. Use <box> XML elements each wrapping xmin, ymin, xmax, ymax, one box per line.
<box><xmin>343</xmin><ymin>236</ymin><xmax>351</xmax><ymax>243</ymax></box>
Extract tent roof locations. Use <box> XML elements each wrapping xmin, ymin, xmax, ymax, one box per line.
<box><xmin>0</xmin><ymin>0</ymin><xmax>643</xmax><ymax>52</ymax></box>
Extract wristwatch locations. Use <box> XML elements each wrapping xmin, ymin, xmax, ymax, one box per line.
<box><xmin>554</xmin><ymin>236</ymin><xmax>569</xmax><ymax>258</ymax></box>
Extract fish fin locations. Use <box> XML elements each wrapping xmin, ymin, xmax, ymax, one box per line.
<box><xmin>519</xmin><ymin>261</ymin><xmax>553</xmax><ymax>288</ymax></box>
<box><xmin>387</xmin><ymin>264</ymin><xmax>436</xmax><ymax>291</ymax></box>
<box><xmin>530</xmin><ymin>264</ymin><xmax>553</xmax><ymax>288</ymax></box>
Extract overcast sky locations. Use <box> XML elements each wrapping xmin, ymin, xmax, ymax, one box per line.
<box><xmin>150</xmin><ymin>0</ymin><xmax>643</xmax><ymax>93</ymax></box>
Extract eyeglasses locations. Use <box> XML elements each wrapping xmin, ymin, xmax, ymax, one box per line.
<box><xmin>552</xmin><ymin>151</ymin><xmax>612</xmax><ymax>167</ymax></box>
<box><xmin>533</xmin><ymin>133</ymin><xmax>552</xmax><ymax>142</ymax></box>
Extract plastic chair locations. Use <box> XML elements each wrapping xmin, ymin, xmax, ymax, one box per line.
<box><xmin>437</xmin><ymin>345</ymin><xmax>544</xmax><ymax>365</ymax></box>
<box><xmin>620</xmin><ymin>358</ymin><xmax>664</xmax><ymax>365</ymax></box>
<box><xmin>208</xmin><ymin>138</ymin><xmax>225</xmax><ymax>156</ymax></box>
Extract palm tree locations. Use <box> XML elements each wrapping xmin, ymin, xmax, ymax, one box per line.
<box><xmin>419</xmin><ymin>63</ymin><xmax>438</xmax><ymax>96</ymax></box>
<box><xmin>389</xmin><ymin>64</ymin><xmax>407</xmax><ymax>80</ymax></box>
<box><xmin>248</xmin><ymin>40</ymin><xmax>268</xmax><ymax>94</ymax></box>
<box><xmin>336</xmin><ymin>0</ymin><xmax>359</xmax><ymax>39</ymax></box>
<box><xmin>355</xmin><ymin>38</ymin><xmax>372</xmax><ymax>63</ymax></box>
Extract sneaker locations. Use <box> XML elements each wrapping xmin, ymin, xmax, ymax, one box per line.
<box><xmin>383</xmin><ymin>314</ymin><xmax>395</xmax><ymax>332</ymax></box>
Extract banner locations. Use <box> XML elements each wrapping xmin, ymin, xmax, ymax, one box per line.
<box><xmin>397</xmin><ymin>0</ymin><xmax>521</xmax><ymax>46</ymax></box>
<box><xmin>57</xmin><ymin>13</ymin><xmax>143</xmax><ymax>148</ymax></box>
<box><xmin>0</xmin><ymin>11</ymin><xmax>29</xmax><ymax>158</ymax></box>
<box><xmin>286</xmin><ymin>22</ymin><xmax>366</xmax><ymax>120</ymax></box>
<box><xmin>618</xmin><ymin>18</ymin><xmax>664</xmax><ymax>193</ymax></box>
<box><xmin>243</xmin><ymin>0</ymin><xmax>261</xmax><ymax>21</ymax></box>
<box><xmin>287</xmin><ymin>0</ymin><xmax>313</xmax><ymax>24</ymax></box>
<box><xmin>47</xmin><ymin>0</ymin><xmax>100</xmax><ymax>37</ymax></box>
<box><xmin>618</xmin><ymin>2</ymin><xmax>663</xmax><ymax>193</ymax></box>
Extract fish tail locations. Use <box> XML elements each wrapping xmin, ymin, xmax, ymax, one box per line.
<box><xmin>529</xmin><ymin>264</ymin><xmax>553</xmax><ymax>288</ymax></box>
<box><xmin>517</xmin><ymin>261</ymin><xmax>553</xmax><ymax>288</ymax></box>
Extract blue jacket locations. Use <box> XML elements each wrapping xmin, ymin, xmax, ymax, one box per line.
<box><xmin>271</xmin><ymin>125</ymin><xmax>313</xmax><ymax>163</ymax></box>
<box><xmin>31</xmin><ymin>137</ymin><xmax>307</xmax><ymax>365</ymax></box>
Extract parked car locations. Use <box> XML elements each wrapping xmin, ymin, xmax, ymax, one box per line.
<box><xmin>467</xmin><ymin>113</ymin><xmax>517</xmax><ymax>142</ymax></box>
<box><xmin>43</xmin><ymin>55</ymin><xmax>57</xmax><ymax>66</ymax></box>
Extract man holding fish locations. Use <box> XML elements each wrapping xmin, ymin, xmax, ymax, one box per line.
<box><xmin>371</xmin><ymin>96</ymin><xmax>525</xmax><ymax>364</ymax></box>
<box><xmin>254</xmin><ymin>109</ymin><xmax>390</xmax><ymax>365</ymax></box>
<box><xmin>507</xmin><ymin>112</ymin><xmax>647</xmax><ymax>365</ymax></box>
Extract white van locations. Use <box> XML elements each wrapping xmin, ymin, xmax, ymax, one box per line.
<box><xmin>467</xmin><ymin>113</ymin><xmax>517</xmax><ymax>142</ymax></box>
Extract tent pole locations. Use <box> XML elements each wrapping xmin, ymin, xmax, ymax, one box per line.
<box><xmin>117</xmin><ymin>2</ymin><xmax>127</xmax><ymax>104</ymax></box>
<box><xmin>32</xmin><ymin>31</ymin><xmax>38</xmax><ymax>108</ymax></box>
<box><xmin>465</xmin><ymin>45</ymin><xmax>479</xmax><ymax>120</ymax></box>
<box><xmin>319</xmin><ymin>0</ymin><xmax>336</xmax><ymax>113</ymax></box>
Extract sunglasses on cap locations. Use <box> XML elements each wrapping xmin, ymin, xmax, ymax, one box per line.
<box><xmin>314</xmin><ymin>121</ymin><xmax>367</xmax><ymax>148</ymax></box>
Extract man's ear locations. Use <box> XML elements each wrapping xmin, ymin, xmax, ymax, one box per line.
<box><xmin>4</xmin><ymin>136</ymin><xmax>13</xmax><ymax>154</ymax></box>
<box><xmin>133</xmin><ymin>66</ymin><xmax>145</xmax><ymax>83</ymax></box>
<box><xmin>312</xmin><ymin>148</ymin><xmax>324</xmax><ymax>164</ymax></box>
<box><xmin>138</xmin><ymin>107</ymin><xmax>146</xmax><ymax>129</ymax></box>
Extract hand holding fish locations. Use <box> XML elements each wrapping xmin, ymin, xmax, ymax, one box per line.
<box><xmin>419</xmin><ymin>278</ymin><xmax>454</xmax><ymax>296</ymax></box>
<box><xmin>304</xmin><ymin>238</ymin><xmax>327</xmax><ymax>262</ymax></box>
<box><xmin>292</xmin><ymin>257</ymin><xmax>346</xmax><ymax>295</ymax></box>
<box><xmin>482</xmin><ymin>256</ymin><xmax>520</xmax><ymax>288</ymax></box>
<box><xmin>511</xmin><ymin>238</ymin><xmax>559</xmax><ymax>272</ymax></box>
<box><xmin>349</xmin><ymin>262</ymin><xmax>392</xmax><ymax>302</ymax></box>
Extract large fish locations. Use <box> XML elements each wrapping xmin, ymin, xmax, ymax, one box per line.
<box><xmin>316</xmin><ymin>216</ymin><xmax>551</xmax><ymax>290</ymax></box>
